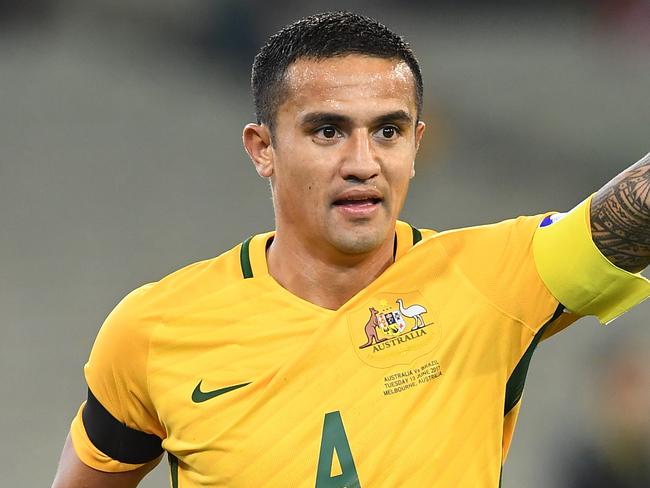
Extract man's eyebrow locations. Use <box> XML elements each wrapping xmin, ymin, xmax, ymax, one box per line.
<box><xmin>299</xmin><ymin>110</ymin><xmax>414</xmax><ymax>127</ymax></box>
<box><xmin>373</xmin><ymin>110</ymin><xmax>413</xmax><ymax>126</ymax></box>
<box><xmin>299</xmin><ymin>112</ymin><xmax>352</xmax><ymax>127</ymax></box>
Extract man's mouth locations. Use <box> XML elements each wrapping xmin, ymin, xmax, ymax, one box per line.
<box><xmin>332</xmin><ymin>190</ymin><xmax>383</xmax><ymax>217</ymax></box>
<box><xmin>333</xmin><ymin>197</ymin><xmax>382</xmax><ymax>207</ymax></box>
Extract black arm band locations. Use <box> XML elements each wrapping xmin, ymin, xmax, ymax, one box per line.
<box><xmin>82</xmin><ymin>388</ymin><xmax>164</xmax><ymax>464</ymax></box>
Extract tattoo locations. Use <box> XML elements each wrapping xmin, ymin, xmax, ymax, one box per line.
<box><xmin>590</xmin><ymin>153</ymin><xmax>650</xmax><ymax>273</ymax></box>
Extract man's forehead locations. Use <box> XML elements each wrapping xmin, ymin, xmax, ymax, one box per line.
<box><xmin>285</xmin><ymin>55</ymin><xmax>413</xmax><ymax>86</ymax></box>
<box><xmin>280</xmin><ymin>55</ymin><xmax>417</xmax><ymax>116</ymax></box>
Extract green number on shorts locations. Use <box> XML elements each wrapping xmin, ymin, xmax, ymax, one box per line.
<box><xmin>315</xmin><ymin>411</ymin><xmax>360</xmax><ymax>488</ymax></box>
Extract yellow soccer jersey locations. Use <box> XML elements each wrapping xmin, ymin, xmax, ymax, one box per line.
<box><xmin>69</xmin><ymin>212</ymin><xmax>648</xmax><ymax>487</ymax></box>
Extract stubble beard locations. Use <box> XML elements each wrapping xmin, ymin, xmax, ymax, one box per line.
<box><xmin>325</xmin><ymin>217</ymin><xmax>391</xmax><ymax>256</ymax></box>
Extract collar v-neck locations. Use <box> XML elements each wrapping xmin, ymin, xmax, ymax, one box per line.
<box><xmin>239</xmin><ymin>220</ymin><xmax>422</xmax><ymax>281</ymax></box>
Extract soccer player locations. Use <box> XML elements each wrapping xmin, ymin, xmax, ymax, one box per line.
<box><xmin>52</xmin><ymin>11</ymin><xmax>649</xmax><ymax>488</ymax></box>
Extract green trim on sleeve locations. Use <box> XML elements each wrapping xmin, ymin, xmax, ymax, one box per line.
<box><xmin>533</xmin><ymin>195</ymin><xmax>650</xmax><ymax>324</ymax></box>
<box><xmin>504</xmin><ymin>304</ymin><xmax>564</xmax><ymax>416</ymax></box>
<box><xmin>168</xmin><ymin>453</ymin><xmax>179</xmax><ymax>488</ymax></box>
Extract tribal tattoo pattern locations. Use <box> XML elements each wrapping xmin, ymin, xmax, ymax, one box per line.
<box><xmin>590</xmin><ymin>153</ymin><xmax>650</xmax><ymax>273</ymax></box>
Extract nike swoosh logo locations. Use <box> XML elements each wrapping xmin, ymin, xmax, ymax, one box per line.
<box><xmin>191</xmin><ymin>380</ymin><xmax>251</xmax><ymax>403</ymax></box>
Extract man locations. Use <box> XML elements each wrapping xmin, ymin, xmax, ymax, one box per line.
<box><xmin>52</xmin><ymin>11</ymin><xmax>649</xmax><ymax>488</ymax></box>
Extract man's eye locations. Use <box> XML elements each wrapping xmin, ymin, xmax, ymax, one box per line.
<box><xmin>318</xmin><ymin>126</ymin><xmax>338</xmax><ymax>139</ymax></box>
<box><xmin>379</xmin><ymin>126</ymin><xmax>398</xmax><ymax>139</ymax></box>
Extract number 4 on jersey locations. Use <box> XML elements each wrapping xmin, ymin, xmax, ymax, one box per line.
<box><xmin>315</xmin><ymin>411</ymin><xmax>361</xmax><ymax>488</ymax></box>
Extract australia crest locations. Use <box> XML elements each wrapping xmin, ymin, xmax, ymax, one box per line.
<box><xmin>348</xmin><ymin>291</ymin><xmax>441</xmax><ymax>368</ymax></box>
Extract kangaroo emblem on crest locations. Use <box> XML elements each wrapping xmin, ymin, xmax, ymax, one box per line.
<box><xmin>358</xmin><ymin>307</ymin><xmax>387</xmax><ymax>349</ymax></box>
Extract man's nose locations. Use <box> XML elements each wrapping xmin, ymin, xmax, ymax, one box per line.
<box><xmin>339</xmin><ymin>129</ymin><xmax>381</xmax><ymax>182</ymax></box>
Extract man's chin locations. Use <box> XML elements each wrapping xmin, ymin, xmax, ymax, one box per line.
<box><xmin>327</xmin><ymin>219</ymin><xmax>392</xmax><ymax>256</ymax></box>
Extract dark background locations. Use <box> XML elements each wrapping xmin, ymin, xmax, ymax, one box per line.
<box><xmin>1</xmin><ymin>1</ymin><xmax>649</xmax><ymax>486</ymax></box>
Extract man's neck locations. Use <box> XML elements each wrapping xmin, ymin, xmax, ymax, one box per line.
<box><xmin>266</xmin><ymin>232</ymin><xmax>394</xmax><ymax>310</ymax></box>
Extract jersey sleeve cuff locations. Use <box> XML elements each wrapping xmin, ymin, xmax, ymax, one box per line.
<box><xmin>533</xmin><ymin>195</ymin><xmax>650</xmax><ymax>324</ymax></box>
<box><xmin>70</xmin><ymin>403</ymin><xmax>150</xmax><ymax>473</ymax></box>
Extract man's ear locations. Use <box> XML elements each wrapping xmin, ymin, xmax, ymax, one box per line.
<box><xmin>412</xmin><ymin>121</ymin><xmax>426</xmax><ymax>178</ymax></box>
<box><xmin>243</xmin><ymin>123</ymin><xmax>274</xmax><ymax>178</ymax></box>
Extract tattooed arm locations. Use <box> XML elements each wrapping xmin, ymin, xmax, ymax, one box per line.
<box><xmin>590</xmin><ymin>153</ymin><xmax>650</xmax><ymax>273</ymax></box>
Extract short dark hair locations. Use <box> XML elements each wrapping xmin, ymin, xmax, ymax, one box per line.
<box><xmin>251</xmin><ymin>11</ymin><xmax>423</xmax><ymax>131</ymax></box>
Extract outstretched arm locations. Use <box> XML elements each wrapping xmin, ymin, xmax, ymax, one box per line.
<box><xmin>590</xmin><ymin>152</ymin><xmax>650</xmax><ymax>273</ymax></box>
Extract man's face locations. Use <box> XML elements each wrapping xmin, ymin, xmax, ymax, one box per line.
<box><xmin>259</xmin><ymin>55</ymin><xmax>424</xmax><ymax>257</ymax></box>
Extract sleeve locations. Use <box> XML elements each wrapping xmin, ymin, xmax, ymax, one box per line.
<box><xmin>69</xmin><ymin>284</ymin><xmax>166</xmax><ymax>472</ymax></box>
<box><xmin>532</xmin><ymin>195</ymin><xmax>650</xmax><ymax>324</ymax></box>
<box><xmin>437</xmin><ymin>215</ymin><xmax>562</xmax><ymax>332</ymax></box>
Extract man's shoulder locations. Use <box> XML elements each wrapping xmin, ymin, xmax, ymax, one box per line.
<box><xmin>117</xmin><ymin>237</ymin><xmax>255</xmax><ymax>317</ymax></box>
<box><xmin>406</xmin><ymin>214</ymin><xmax>558</xmax><ymax>329</ymax></box>
<box><xmin>414</xmin><ymin>213</ymin><xmax>547</xmax><ymax>255</ymax></box>
<box><xmin>155</xmin><ymin>239</ymin><xmax>247</xmax><ymax>291</ymax></box>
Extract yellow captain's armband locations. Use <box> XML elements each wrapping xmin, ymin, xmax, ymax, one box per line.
<box><xmin>533</xmin><ymin>195</ymin><xmax>650</xmax><ymax>324</ymax></box>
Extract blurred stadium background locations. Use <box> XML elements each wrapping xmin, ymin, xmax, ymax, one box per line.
<box><xmin>1</xmin><ymin>1</ymin><xmax>648</xmax><ymax>486</ymax></box>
